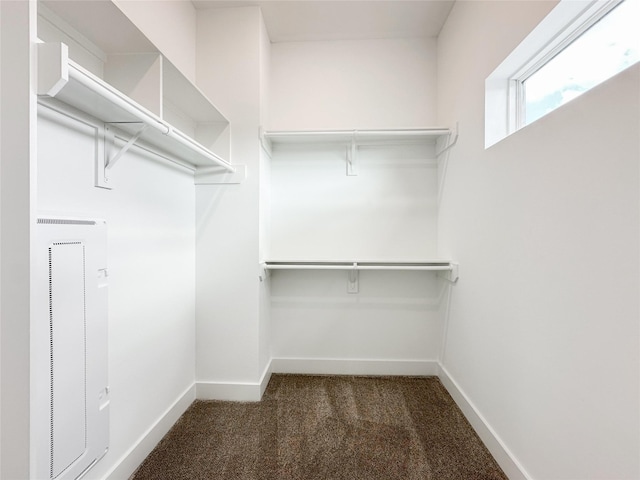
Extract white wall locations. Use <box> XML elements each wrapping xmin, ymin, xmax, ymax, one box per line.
<box><xmin>259</xmin><ymin>14</ymin><xmax>273</xmax><ymax>384</ymax></box>
<box><xmin>270</xmin><ymin>270</ymin><xmax>444</xmax><ymax>373</ymax></box>
<box><xmin>437</xmin><ymin>2</ymin><xmax>640</xmax><ymax>479</ymax></box>
<box><xmin>195</xmin><ymin>7</ymin><xmax>270</xmax><ymax>397</ymax></box>
<box><xmin>269</xmin><ymin>38</ymin><xmax>437</xmax><ymax>130</ymax></box>
<box><xmin>269</xmin><ymin>143</ymin><xmax>438</xmax><ymax>261</ymax></box>
<box><xmin>0</xmin><ymin>2</ymin><xmax>36</xmax><ymax>478</ymax></box>
<box><xmin>267</xmin><ymin>142</ymin><xmax>444</xmax><ymax>372</ymax></box>
<box><xmin>114</xmin><ymin>0</ymin><xmax>197</xmax><ymax>82</ymax></box>
<box><xmin>37</xmin><ymin>105</ymin><xmax>196</xmax><ymax>479</ymax></box>
<box><xmin>267</xmin><ymin>36</ymin><xmax>445</xmax><ymax>374</ymax></box>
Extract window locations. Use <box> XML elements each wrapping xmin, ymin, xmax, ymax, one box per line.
<box><xmin>485</xmin><ymin>0</ymin><xmax>640</xmax><ymax>148</ymax></box>
<box><xmin>517</xmin><ymin>0</ymin><xmax>639</xmax><ymax>126</ymax></box>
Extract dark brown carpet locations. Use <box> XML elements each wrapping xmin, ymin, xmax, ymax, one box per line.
<box><xmin>130</xmin><ymin>375</ymin><xmax>507</xmax><ymax>480</ymax></box>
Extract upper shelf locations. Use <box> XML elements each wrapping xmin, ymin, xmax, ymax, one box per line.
<box><xmin>37</xmin><ymin>1</ymin><xmax>229</xmax><ymax>125</ymax></box>
<box><xmin>261</xmin><ymin>128</ymin><xmax>457</xmax><ymax>175</ymax></box>
<box><xmin>263</xmin><ymin>128</ymin><xmax>451</xmax><ymax>146</ymax></box>
<box><xmin>36</xmin><ymin>0</ymin><xmax>234</xmax><ymax>178</ymax></box>
<box><xmin>261</xmin><ymin>129</ymin><xmax>458</xmax><ymax>164</ymax></box>
<box><xmin>38</xmin><ymin>44</ymin><xmax>234</xmax><ymax>173</ymax></box>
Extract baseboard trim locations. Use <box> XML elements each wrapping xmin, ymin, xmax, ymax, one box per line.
<box><xmin>259</xmin><ymin>360</ymin><xmax>273</xmax><ymax>398</ymax></box>
<box><xmin>196</xmin><ymin>362</ymin><xmax>273</xmax><ymax>402</ymax></box>
<box><xmin>104</xmin><ymin>383</ymin><xmax>196</xmax><ymax>480</ymax></box>
<box><xmin>271</xmin><ymin>357</ymin><xmax>439</xmax><ymax>376</ymax></box>
<box><xmin>102</xmin><ymin>362</ymin><xmax>528</xmax><ymax>480</ymax></box>
<box><xmin>196</xmin><ymin>381</ymin><xmax>262</xmax><ymax>402</ymax></box>
<box><xmin>438</xmin><ymin>365</ymin><xmax>531</xmax><ymax>480</ymax></box>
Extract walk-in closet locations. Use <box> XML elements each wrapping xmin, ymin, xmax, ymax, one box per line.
<box><xmin>0</xmin><ymin>1</ymin><xmax>638</xmax><ymax>479</ymax></box>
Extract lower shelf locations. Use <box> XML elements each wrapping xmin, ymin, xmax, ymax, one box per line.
<box><xmin>263</xmin><ymin>260</ymin><xmax>454</xmax><ymax>272</ymax></box>
<box><xmin>261</xmin><ymin>260</ymin><xmax>459</xmax><ymax>287</ymax></box>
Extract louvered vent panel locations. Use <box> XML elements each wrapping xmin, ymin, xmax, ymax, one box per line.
<box><xmin>35</xmin><ymin>216</ymin><xmax>109</xmax><ymax>480</ymax></box>
<box><xmin>48</xmin><ymin>242</ymin><xmax>88</xmax><ymax>479</ymax></box>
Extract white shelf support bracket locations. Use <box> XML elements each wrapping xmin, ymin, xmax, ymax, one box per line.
<box><xmin>439</xmin><ymin>262</ymin><xmax>459</xmax><ymax>284</ymax></box>
<box><xmin>95</xmin><ymin>123</ymin><xmax>146</xmax><ymax>189</ymax></box>
<box><xmin>436</xmin><ymin>122</ymin><xmax>459</xmax><ymax>157</ymax></box>
<box><xmin>258</xmin><ymin>126</ymin><xmax>272</xmax><ymax>158</ymax></box>
<box><xmin>346</xmin><ymin>135</ymin><xmax>358</xmax><ymax>176</ymax></box>
<box><xmin>105</xmin><ymin>123</ymin><xmax>148</xmax><ymax>170</ymax></box>
<box><xmin>347</xmin><ymin>263</ymin><xmax>359</xmax><ymax>293</ymax></box>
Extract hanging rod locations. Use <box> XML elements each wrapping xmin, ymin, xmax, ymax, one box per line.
<box><xmin>67</xmin><ymin>62</ymin><xmax>235</xmax><ymax>173</ymax></box>
<box><xmin>263</xmin><ymin>261</ymin><xmax>455</xmax><ymax>272</ymax></box>
<box><xmin>260</xmin><ymin>261</ymin><xmax>460</xmax><ymax>284</ymax></box>
<box><xmin>263</xmin><ymin>129</ymin><xmax>452</xmax><ymax>146</ymax></box>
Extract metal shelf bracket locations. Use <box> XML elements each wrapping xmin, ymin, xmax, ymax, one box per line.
<box><xmin>436</xmin><ymin>122</ymin><xmax>459</xmax><ymax>157</ymax></box>
<box><xmin>105</xmin><ymin>123</ymin><xmax>148</xmax><ymax>170</ymax></box>
<box><xmin>439</xmin><ymin>262</ymin><xmax>459</xmax><ymax>284</ymax></box>
<box><xmin>259</xmin><ymin>262</ymin><xmax>271</xmax><ymax>282</ymax></box>
<box><xmin>346</xmin><ymin>135</ymin><xmax>358</xmax><ymax>176</ymax></box>
<box><xmin>96</xmin><ymin>122</ymin><xmax>147</xmax><ymax>189</ymax></box>
<box><xmin>348</xmin><ymin>263</ymin><xmax>359</xmax><ymax>293</ymax></box>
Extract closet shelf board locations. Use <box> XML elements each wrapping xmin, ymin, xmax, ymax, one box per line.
<box><xmin>263</xmin><ymin>129</ymin><xmax>452</xmax><ymax>146</ymax></box>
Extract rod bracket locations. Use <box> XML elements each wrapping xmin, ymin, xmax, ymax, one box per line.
<box><xmin>439</xmin><ymin>262</ymin><xmax>459</xmax><ymax>284</ymax></box>
<box><xmin>436</xmin><ymin>122</ymin><xmax>459</xmax><ymax>157</ymax></box>
<box><xmin>346</xmin><ymin>134</ymin><xmax>358</xmax><ymax>176</ymax></box>
<box><xmin>259</xmin><ymin>262</ymin><xmax>271</xmax><ymax>282</ymax></box>
<box><xmin>347</xmin><ymin>263</ymin><xmax>359</xmax><ymax>293</ymax></box>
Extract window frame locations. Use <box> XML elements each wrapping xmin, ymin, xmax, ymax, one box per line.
<box><xmin>485</xmin><ymin>0</ymin><xmax>632</xmax><ymax>148</ymax></box>
<box><xmin>510</xmin><ymin>0</ymin><xmax>625</xmax><ymax>130</ymax></box>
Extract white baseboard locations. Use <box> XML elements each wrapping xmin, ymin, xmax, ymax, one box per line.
<box><xmin>259</xmin><ymin>360</ymin><xmax>273</xmax><ymax>398</ymax></box>
<box><xmin>196</xmin><ymin>362</ymin><xmax>273</xmax><ymax>402</ymax></box>
<box><xmin>104</xmin><ymin>383</ymin><xmax>196</xmax><ymax>480</ymax></box>
<box><xmin>438</xmin><ymin>365</ymin><xmax>531</xmax><ymax>480</ymax></box>
<box><xmin>271</xmin><ymin>357</ymin><xmax>439</xmax><ymax>376</ymax></box>
<box><xmin>196</xmin><ymin>381</ymin><xmax>262</xmax><ymax>402</ymax></box>
<box><xmin>101</xmin><ymin>362</ymin><xmax>527</xmax><ymax>480</ymax></box>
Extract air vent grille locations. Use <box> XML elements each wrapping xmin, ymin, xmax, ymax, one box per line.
<box><xmin>38</xmin><ymin>218</ymin><xmax>96</xmax><ymax>226</ymax></box>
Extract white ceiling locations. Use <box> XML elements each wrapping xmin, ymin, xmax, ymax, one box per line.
<box><xmin>192</xmin><ymin>1</ymin><xmax>455</xmax><ymax>43</ymax></box>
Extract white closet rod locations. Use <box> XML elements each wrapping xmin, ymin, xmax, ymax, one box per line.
<box><xmin>266</xmin><ymin>129</ymin><xmax>451</xmax><ymax>136</ymax></box>
<box><xmin>68</xmin><ymin>62</ymin><xmax>235</xmax><ymax>173</ymax></box>
<box><xmin>168</xmin><ymin>125</ymin><xmax>234</xmax><ymax>171</ymax></box>
<box><xmin>264</xmin><ymin>263</ymin><xmax>453</xmax><ymax>272</ymax></box>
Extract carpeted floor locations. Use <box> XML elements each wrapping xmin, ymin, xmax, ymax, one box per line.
<box><xmin>130</xmin><ymin>375</ymin><xmax>508</xmax><ymax>480</ymax></box>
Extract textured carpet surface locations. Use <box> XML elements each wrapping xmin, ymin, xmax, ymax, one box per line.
<box><xmin>130</xmin><ymin>375</ymin><xmax>508</xmax><ymax>480</ymax></box>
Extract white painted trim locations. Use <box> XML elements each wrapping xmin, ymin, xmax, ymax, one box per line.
<box><xmin>271</xmin><ymin>357</ymin><xmax>439</xmax><ymax>376</ymax></box>
<box><xmin>485</xmin><ymin>0</ymin><xmax>608</xmax><ymax>147</ymax></box>
<box><xmin>98</xmin><ymin>361</ymin><xmax>529</xmax><ymax>480</ymax></box>
<box><xmin>196</xmin><ymin>361</ymin><xmax>274</xmax><ymax>402</ymax></box>
<box><xmin>259</xmin><ymin>360</ymin><xmax>274</xmax><ymax>398</ymax></box>
<box><xmin>197</xmin><ymin>381</ymin><xmax>262</xmax><ymax>402</ymax></box>
<box><xmin>96</xmin><ymin>361</ymin><xmax>532</xmax><ymax>480</ymax></box>
<box><xmin>104</xmin><ymin>383</ymin><xmax>196</xmax><ymax>480</ymax></box>
<box><xmin>438</xmin><ymin>365</ymin><xmax>531</xmax><ymax>480</ymax></box>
